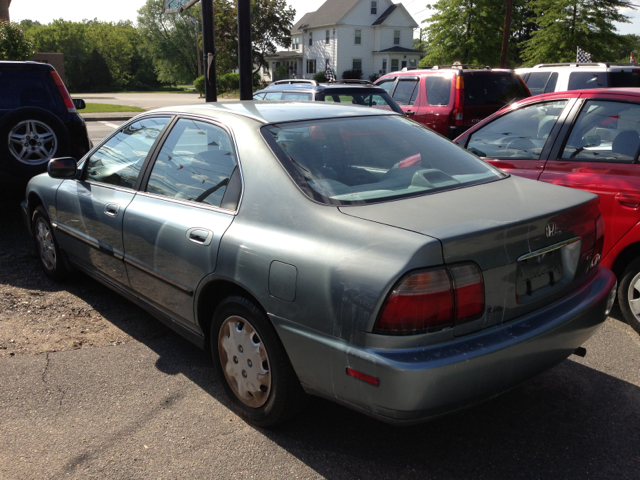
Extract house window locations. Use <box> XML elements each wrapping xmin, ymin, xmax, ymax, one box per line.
<box><xmin>355</xmin><ymin>29</ymin><xmax>361</xmax><ymax>45</ymax></box>
<box><xmin>382</xmin><ymin>59</ymin><xmax>387</xmax><ymax>74</ymax></box>
<box><xmin>307</xmin><ymin>59</ymin><xmax>316</xmax><ymax>74</ymax></box>
<box><xmin>394</xmin><ymin>30</ymin><xmax>400</xmax><ymax>45</ymax></box>
<box><xmin>326</xmin><ymin>30</ymin><xmax>330</xmax><ymax>44</ymax></box>
<box><xmin>353</xmin><ymin>59</ymin><xmax>362</xmax><ymax>71</ymax></box>
<box><xmin>309</xmin><ymin>32</ymin><xmax>313</xmax><ymax>46</ymax></box>
<box><xmin>391</xmin><ymin>59</ymin><xmax>399</xmax><ymax>71</ymax></box>
<box><xmin>292</xmin><ymin>37</ymin><xmax>300</xmax><ymax>50</ymax></box>
<box><xmin>371</xmin><ymin>1</ymin><xmax>377</xmax><ymax>14</ymax></box>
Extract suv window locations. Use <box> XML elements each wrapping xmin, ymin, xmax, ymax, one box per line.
<box><xmin>463</xmin><ymin>73</ymin><xmax>529</xmax><ymax>106</ymax></box>
<box><xmin>568</xmin><ymin>72</ymin><xmax>607</xmax><ymax>90</ymax></box>
<box><xmin>146</xmin><ymin>118</ymin><xmax>237</xmax><ymax>206</ymax></box>
<box><xmin>425</xmin><ymin>76</ymin><xmax>451</xmax><ymax>105</ymax></box>
<box><xmin>0</xmin><ymin>68</ymin><xmax>61</xmax><ymax>111</ymax></box>
<box><xmin>316</xmin><ymin>91</ymin><xmax>399</xmax><ymax>111</ymax></box>
<box><xmin>376</xmin><ymin>78</ymin><xmax>395</xmax><ymax>93</ymax></box>
<box><xmin>524</xmin><ymin>72</ymin><xmax>559</xmax><ymax>95</ymax></box>
<box><xmin>560</xmin><ymin>100</ymin><xmax>640</xmax><ymax>163</ymax></box>
<box><xmin>392</xmin><ymin>79</ymin><xmax>419</xmax><ymax>105</ymax></box>
<box><xmin>264</xmin><ymin>92</ymin><xmax>283</xmax><ymax>100</ymax></box>
<box><xmin>609</xmin><ymin>71</ymin><xmax>640</xmax><ymax>88</ymax></box>
<box><xmin>85</xmin><ymin>117</ymin><xmax>169</xmax><ymax>188</ymax></box>
<box><xmin>282</xmin><ymin>92</ymin><xmax>312</xmax><ymax>101</ymax></box>
<box><xmin>466</xmin><ymin>100</ymin><xmax>568</xmax><ymax>159</ymax></box>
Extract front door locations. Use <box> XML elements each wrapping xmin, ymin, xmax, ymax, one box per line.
<box><xmin>390</xmin><ymin>77</ymin><xmax>420</xmax><ymax>118</ymax></box>
<box><xmin>123</xmin><ymin>117</ymin><xmax>240</xmax><ymax>327</ymax></box>
<box><xmin>55</xmin><ymin>117</ymin><xmax>171</xmax><ymax>289</ymax></box>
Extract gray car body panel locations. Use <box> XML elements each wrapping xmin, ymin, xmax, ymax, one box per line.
<box><xmin>22</xmin><ymin>102</ymin><xmax>615</xmax><ymax>424</ymax></box>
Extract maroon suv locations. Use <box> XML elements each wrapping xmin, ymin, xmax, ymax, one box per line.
<box><xmin>375</xmin><ymin>65</ymin><xmax>531</xmax><ymax>138</ymax></box>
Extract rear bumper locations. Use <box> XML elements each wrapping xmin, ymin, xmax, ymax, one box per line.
<box><xmin>273</xmin><ymin>266</ymin><xmax>616</xmax><ymax>424</ymax></box>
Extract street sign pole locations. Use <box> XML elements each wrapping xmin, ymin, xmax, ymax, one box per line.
<box><xmin>237</xmin><ymin>0</ymin><xmax>252</xmax><ymax>100</ymax></box>
<box><xmin>202</xmin><ymin>0</ymin><xmax>217</xmax><ymax>102</ymax></box>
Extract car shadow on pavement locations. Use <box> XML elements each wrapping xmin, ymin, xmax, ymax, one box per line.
<box><xmin>3</xmin><ymin>183</ymin><xmax>639</xmax><ymax>479</ymax></box>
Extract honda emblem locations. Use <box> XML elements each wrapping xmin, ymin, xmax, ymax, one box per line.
<box><xmin>546</xmin><ymin>223</ymin><xmax>558</xmax><ymax>237</ymax></box>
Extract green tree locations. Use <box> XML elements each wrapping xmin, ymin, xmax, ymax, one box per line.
<box><xmin>521</xmin><ymin>0</ymin><xmax>634</xmax><ymax>65</ymax></box>
<box><xmin>0</xmin><ymin>21</ymin><xmax>34</xmax><ymax>60</ymax></box>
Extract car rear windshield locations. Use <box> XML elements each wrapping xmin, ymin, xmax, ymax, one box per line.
<box><xmin>315</xmin><ymin>89</ymin><xmax>403</xmax><ymax>114</ymax></box>
<box><xmin>463</xmin><ymin>72</ymin><xmax>529</xmax><ymax>106</ymax></box>
<box><xmin>0</xmin><ymin>68</ymin><xmax>62</xmax><ymax>112</ymax></box>
<box><xmin>609</xmin><ymin>70</ymin><xmax>640</xmax><ymax>88</ymax></box>
<box><xmin>262</xmin><ymin>115</ymin><xmax>505</xmax><ymax>205</ymax></box>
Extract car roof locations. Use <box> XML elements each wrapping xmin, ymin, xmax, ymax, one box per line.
<box><xmin>151</xmin><ymin>101</ymin><xmax>399</xmax><ymax>125</ymax></box>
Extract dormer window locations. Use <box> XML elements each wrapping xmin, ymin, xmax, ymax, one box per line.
<box><xmin>371</xmin><ymin>1</ymin><xmax>377</xmax><ymax>14</ymax></box>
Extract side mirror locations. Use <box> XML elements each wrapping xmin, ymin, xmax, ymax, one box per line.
<box><xmin>48</xmin><ymin>157</ymin><xmax>77</xmax><ymax>179</ymax></box>
<box><xmin>73</xmin><ymin>98</ymin><xmax>86</xmax><ymax>110</ymax></box>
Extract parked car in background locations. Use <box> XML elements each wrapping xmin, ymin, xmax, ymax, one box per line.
<box><xmin>374</xmin><ymin>65</ymin><xmax>531</xmax><ymax>138</ymax></box>
<box><xmin>23</xmin><ymin>102</ymin><xmax>615</xmax><ymax>426</ymax></box>
<box><xmin>0</xmin><ymin>61</ymin><xmax>90</xmax><ymax>179</ymax></box>
<box><xmin>253</xmin><ymin>79</ymin><xmax>404</xmax><ymax>114</ymax></box>
<box><xmin>516</xmin><ymin>63</ymin><xmax>640</xmax><ymax>95</ymax></box>
<box><xmin>454</xmin><ymin>88</ymin><xmax>640</xmax><ymax>333</ymax></box>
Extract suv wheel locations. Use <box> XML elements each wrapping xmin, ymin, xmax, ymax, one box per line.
<box><xmin>0</xmin><ymin>107</ymin><xmax>70</xmax><ymax>177</ymax></box>
<box><xmin>618</xmin><ymin>257</ymin><xmax>640</xmax><ymax>334</ymax></box>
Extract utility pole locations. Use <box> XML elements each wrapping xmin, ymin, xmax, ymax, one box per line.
<box><xmin>202</xmin><ymin>0</ymin><xmax>217</xmax><ymax>102</ymax></box>
<box><xmin>237</xmin><ymin>0</ymin><xmax>253</xmax><ymax>100</ymax></box>
<box><xmin>500</xmin><ymin>0</ymin><xmax>513</xmax><ymax>68</ymax></box>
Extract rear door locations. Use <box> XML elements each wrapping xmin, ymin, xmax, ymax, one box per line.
<box><xmin>540</xmin><ymin>93</ymin><xmax>640</xmax><ymax>258</ymax></box>
<box><xmin>461</xmin><ymin>98</ymin><xmax>573</xmax><ymax>180</ymax></box>
<box><xmin>419</xmin><ymin>74</ymin><xmax>454</xmax><ymax>134</ymax></box>
<box><xmin>122</xmin><ymin>117</ymin><xmax>241</xmax><ymax>328</ymax></box>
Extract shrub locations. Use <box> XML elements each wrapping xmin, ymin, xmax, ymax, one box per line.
<box><xmin>194</xmin><ymin>75</ymin><xmax>205</xmax><ymax>97</ymax></box>
<box><xmin>217</xmin><ymin>72</ymin><xmax>240</xmax><ymax>93</ymax></box>
<box><xmin>313</xmin><ymin>71</ymin><xmax>328</xmax><ymax>83</ymax></box>
<box><xmin>369</xmin><ymin>73</ymin><xmax>380</xmax><ymax>82</ymax></box>
<box><xmin>0</xmin><ymin>21</ymin><xmax>34</xmax><ymax>61</ymax></box>
<box><xmin>342</xmin><ymin>69</ymin><xmax>363</xmax><ymax>80</ymax></box>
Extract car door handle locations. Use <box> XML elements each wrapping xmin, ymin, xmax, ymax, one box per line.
<box><xmin>104</xmin><ymin>203</ymin><xmax>119</xmax><ymax>217</ymax></box>
<box><xmin>405</xmin><ymin>110</ymin><xmax>416</xmax><ymax>116</ymax></box>
<box><xmin>186</xmin><ymin>227</ymin><xmax>213</xmax><ymax>246</ymax></box>
<box><xmin>615</xmin><ymin>193</ymin><xmax>640</xmax><ymax>208</ymax></box>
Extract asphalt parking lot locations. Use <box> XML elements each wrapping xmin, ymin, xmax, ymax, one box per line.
<box><xmin>0</xmin><ymin>121</ymin><xmax>639</xmax><ymax>479</ymax></box>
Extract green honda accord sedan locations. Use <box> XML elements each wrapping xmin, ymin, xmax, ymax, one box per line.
<box><xmin>21</xmin><ymin>101</ymin><xmax>616</xmax><ymax>426</ymax></box>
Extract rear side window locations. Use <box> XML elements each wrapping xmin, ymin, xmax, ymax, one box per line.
<box><xmin>425</xmin><ymin>75</ymin><xmax>451</xmax><ymax>105</ymax></box>
<box><xmin>463</xmin><ymin>73</ymin><xmax>529</xmax><ymax>106</ymax></box>
<box><xmin>568</xmin><ymin>72</ymin><xmax>607</xmax><ymax>90</ymax></box>
<box><xmin>0</xmin><ymin>68</ymin><xmax>61</xmax><ymax>111</ymax></box>
<box><xmin>264</xmin><ymin>92</ymin><xmax>283</xmax><ymax>100</ymax></box>
<box><xmin>609</xmin><ymin>71</ymin><xmax>640</xmax><ymax>88</ymax></box>
<box><xmin>525</xmin><ymin>72</ymin><xmax>550</xmax><ymax>95</ymax></box>
<box><xmin>545</xmin><ymin>72</ymin><xmax>558</xmax><ymax>93</ymax></box>
<box><xmin>282</xmin><ymin>92</ymin><xmax>312</xmax><ymax>101</ymax></box>
<box><xmin>392</xmin><ymin>79</ymin><xmax>419</xmax><ymax>105</ymax></box>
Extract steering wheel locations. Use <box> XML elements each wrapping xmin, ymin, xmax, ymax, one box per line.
<box><xmin>505</xmin><ymin>138</ymin><xmax>535</xmax><ymax>157</ymax></box>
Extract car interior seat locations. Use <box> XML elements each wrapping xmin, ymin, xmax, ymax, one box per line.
<box><xmin>611</xmin><ymin>130</ymin><xmax>640</xmax><ymax>160</ymax></box>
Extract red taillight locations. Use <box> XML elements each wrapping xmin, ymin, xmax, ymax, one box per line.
<box><xmin>452</xmin><ymin>75</ymin><xmax>464</xmax><ymax>126</ymax></box>
<box><xmin>375</xmin><ymin>264</ymin><xmax>484</xmax><ymax>334</ymax></box>
<box><xmin>50</xmin><ymin>71</ymin><xmax>77</xmax><ymax>113</ymax></box>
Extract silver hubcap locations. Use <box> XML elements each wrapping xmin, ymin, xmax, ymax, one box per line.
<box><xmin>8</xmin><ymin>120</ymin><xmax>58</xmax><ymax>165</ymax></box>
<box><xmin>627</xmin><ymin>272</ymin><xmax>640</xmax><ymax>324</ymax></box>
<box><xmin>218</xmin><ymin>315</ymin><xmax>271</xmax><ymax>408</ymax></box>
<box><xmin>35</xmin><ymin>218</ymin><xmax>56</xmax><ymax>271</ymax></box>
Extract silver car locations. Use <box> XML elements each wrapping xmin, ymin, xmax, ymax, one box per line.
<box><xmin>22</xmin><ymin>102</ymin><xmax>617</xmax><ymax>426</ymax></box>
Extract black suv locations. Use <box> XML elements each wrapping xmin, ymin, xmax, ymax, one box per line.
<box><xmin>0</xmin><ymin>61</ymin><xmax>90</xmax><ymax>178</ymax></box>
<box><xmin>253</xmin><ymin>79</ymin><xmax>404</xmax><ymax>114</ymax></box>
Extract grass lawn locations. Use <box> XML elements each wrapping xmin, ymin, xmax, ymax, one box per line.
<box><xmin>82</xmin><ymin>103</ymin><xmax>146</xmax><ymax>113</ymax></box>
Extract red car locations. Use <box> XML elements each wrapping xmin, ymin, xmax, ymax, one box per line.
<box><xmin>375</xmin><ymin>65</ymin><xmax>530</xmax><ymax>138</ymax></box>
<box><xmin>454</xmin><ymin>88</ymin><xmax>640</xmax><ymax>333</ymax></box>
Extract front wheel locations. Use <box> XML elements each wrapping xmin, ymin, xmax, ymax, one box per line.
<box><xmin>617</xmin><ymin>257</ymin><xmax>640</xmax><ymax>334</ymax></box>
<box><xmin>32</xmin><ymin>205</ymin><xmax>70</xmax><ymax>281</ymax></box>
<box><xmin>210</xmin><ymin>296</ymin><xmax>304</xmax><ymax>427</ymax></box>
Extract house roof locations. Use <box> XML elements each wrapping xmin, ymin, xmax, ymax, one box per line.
<box><xmin>292</xmin><ymin>0</ymin><xmax>361</xmax><ymax>30</ymax></box>
<box><xmin>376</xmin><ymin>46</ymin><xmax>420</xmax><ymax>54</ymax></box>
<box><xmin>372</xmin><ymin>5</ymin><xmax>397</xmax><ymax>25</ymax></box>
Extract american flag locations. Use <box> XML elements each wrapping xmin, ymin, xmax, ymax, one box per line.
<box><xmin>577</xmin><ymin>46</ymin><xmax>592</xmax><ymax>63</ymax></box>
<box><xmin>325</xmin><ymin>63</ymin><xmax>336</xmax><ymax>82</ymax></box>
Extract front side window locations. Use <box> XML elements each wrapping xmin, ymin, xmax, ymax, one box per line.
<box><xmin>466</xmin><ymin>100</ymin><xmax>568</xmax><ymax>159</ymax></box>
<box><xmin>84</xmin><ymin>117</ymin><xmax>169</xmax><ymax>188</ymax></box>
<box><xmin>307</xmin><ymin>59</ymin><xmax>317</xmax><ymax>74</ymax></box>
<box><xmin>376</xmin><ymin>77</ymin><xmax>395</xmax><ymax>92</ymax></box>
<box><xmin>353</xmin><ymin>59</ymin><xmax>362</xmax><ymax>71</ymax></box>
<box><xmin>394</xmin><ymin>30</ymin><xmax>400</xmax><ymax>45</ymax></box>
<box><xmin>426</xmin><ymin>75</ymin><xmax>452</xmax><ymax>105</ymax></box>
<box><xmin>560</xmin><ymin>100</ymin><xmax>640</xmax><ymax>163</ymax></box>
<box><xmin>146</xmin><ymin>119</ymin><xmax>237</xmax><ymax>207</ymax></box>
<box><xmin>392</xmin><ymin>79</ymin><xmax>418</xmax><ymax>105</ymax></box>
<box><xmin>262</xmin><ymin>116</ymin><xmax>504</xmax><ymax>205</ymax></box>
<box><xmin>371</xmin><ymin>1</ymin><xmax>377</xmax><ymax>14</ymax></box>
<box><xmin>568</xmin><ymin>72</ymin><xmax>607</xmax><ymax>90</ymax></box>
<box><xmin>355</xmin><ymin>30</ymin><xmax>361</xmax><ymax>45</ymax></box>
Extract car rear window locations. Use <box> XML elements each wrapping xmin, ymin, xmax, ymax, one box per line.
<box><xmin>609</xmin><ymin>71</ymin><xmax>640</xmax><ymax>88</ymax></box>
<box><xmin>262</xmin><ymin>115</ymin><xmax>504</xmax><ymax>205</ymax></box>
<box><xmin>568</xmin><ymin>72</ymin><xmax>607</xmax><ymax>90</ymax></box>
<box><xmin>463</xmin><ymin>72</ymin><xmax>529</xmax><ymax>106</ymax></box>
<box><xmin>0</xmin><ymin>68</ymin><xmax>62</xmax><ymax>112</ymax></box>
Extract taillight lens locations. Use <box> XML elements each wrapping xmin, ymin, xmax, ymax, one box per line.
<box><xmin>50</xmin><ymin>71</ymin><xmax>77</xmax><ymax>113</ymax></box>
<box><xmin>375</xmin><ymin>263</ymin><xmax>484</xmax><ymax>334</ymax></box>
<box><xmin>452</xmin><ymin>75</ymin><xmax>465</xmax><ymax>126</ymax></box>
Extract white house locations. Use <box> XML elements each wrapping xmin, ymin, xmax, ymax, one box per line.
<box><xmin>262</xmin><ymin>0</ymin><xmax>420</xmax><ymax>82</ymax></box>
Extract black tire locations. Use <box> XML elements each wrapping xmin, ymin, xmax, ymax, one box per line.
<box><xmin>32</xmin><ymin>205</ymin><xmax>70</xmax><ymax>281</ymax></box>
<box><xmin>618</xmin><ymin>257</ymin><xmax>640</xmax><ymax>334</ymax></box>
<box><xmin>0</xmin><ymin>107</ymin><xmax>71</xmax><ymax>178</ymax></box>
<box><xmin>210</xmin><ymin>296</ymin><xmax>305</xmax><ymax>427</ymax></box>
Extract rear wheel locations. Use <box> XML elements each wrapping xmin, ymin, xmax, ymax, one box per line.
<box><xmin>618</xmin><ymin>257</ymin><xmax>640</xmax><ymax>334</ymax></box>
<box><xmin>32</xmin><ymin>205</ymin><xmax>70</xmax><ymax>281</ymax></box>
<box><xmin>210</xmin><ymin>296</ymin><xmax>304</xmax><ymax>426</ymax></box>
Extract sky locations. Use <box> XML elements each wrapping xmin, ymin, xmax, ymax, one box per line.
<box><xmin>9</xmin><ymin>0</ymin><xmax>640</xmax><ymax>38</ymax></box>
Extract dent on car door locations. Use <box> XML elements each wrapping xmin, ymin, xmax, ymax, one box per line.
<box><xmin>540</xmin><ymin>98</ymin><xmax>640</xmax><ymax>257</ymax></box>
<box><xmin>123</xmin><ymin>117</ymin><xmax>240</xmax><ymax>328</ymax></box>
<box><xmin>461</xmin><ymin>99</ymin><xmax>570</xmax><ymax>180</ymax></box>
<box><xmin>55</xmin><ymin>117</ymin><xmax>171</xmax><ymax>289</ymax></box>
